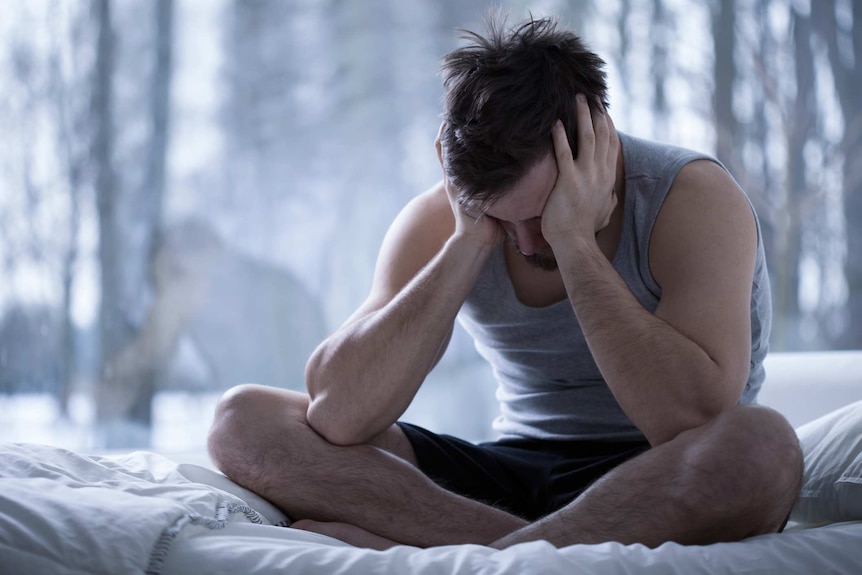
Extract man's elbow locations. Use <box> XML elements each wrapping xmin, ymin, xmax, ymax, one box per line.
<box><xmin>305</xmin><ymin>362</ymin><xmax>381</xmax><ymax>446</ymax></box>
<box><xmin>646</xmin><ymin>409</ymin><xmax>720</xmax><ymax>447</ymax></box>
<box><xmin>646</xmin><ymin>418</ymin><xmax>708</xmax><ymax>447</ymax></box>
<box><xmin>306</xmin><ymin>397</ymin><xmax>373</xmax><ymax>446</ymax></box>
<box><xmin>647</xmin><ymin>382</ymin><xmax>744</xmax><ymax>446</ymax></box>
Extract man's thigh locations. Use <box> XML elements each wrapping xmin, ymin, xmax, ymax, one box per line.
<box><xmin>544</xmin><ymin>440</ymin><xmax>650</xmax><ymax>514</ymax></box>
<box><xmin>397</xmin><ymin>422</ymin><xmax>560</xmax><ymax>520</ymax></box>
<box><xmin>398</xmin><ymin>422</ymin><xmax>651</xmax><ymax>521</ymax></box>
<box><xmin>366</xmin><ymin>423</ymin><xmax>420</xmax><ymax>467</ymax></box>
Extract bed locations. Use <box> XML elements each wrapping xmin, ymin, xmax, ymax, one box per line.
<box><xmin>2</xmin><ymin>351</ymin><xmax>861</xmax><ymax>575</ymax></box>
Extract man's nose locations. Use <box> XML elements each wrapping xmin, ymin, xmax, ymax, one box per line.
<box><xmin>514</xmin><ymin>223</ymin><xmax>545</xmax><ymax>256</ymax></box>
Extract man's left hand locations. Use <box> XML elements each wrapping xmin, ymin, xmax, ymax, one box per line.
<box><xmin>541</xmin><ymin>94</ymin><xmax>619</xmax><ymax>249</ymax></box>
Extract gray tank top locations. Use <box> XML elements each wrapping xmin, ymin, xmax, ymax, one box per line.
<box><xmin>457</xmin><ymin>133</ymin><xmax>772</xmax><ymax>441</ymax></box>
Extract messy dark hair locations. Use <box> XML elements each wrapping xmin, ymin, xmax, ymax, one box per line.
<box><xmin>440</xmin><ymin>15</ymin><xmax>608</xmax><ymax>210</ymax></box>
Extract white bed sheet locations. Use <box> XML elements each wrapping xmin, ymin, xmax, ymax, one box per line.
<box><xmin>161</xmin><ymin>520</ymin><xmax>862</xmax><ymax>575</ymax></box>
<box><xmin>0</xmin><ymin>443</ymin><xmax>270</xmax><ymax>575</ymax></box>
<box><xmin>2</xmin><ymin>442</ymin><xmax>861</xmax><ymax>575</ymax></box>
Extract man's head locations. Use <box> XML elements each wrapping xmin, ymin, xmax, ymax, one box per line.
<box><xmin>439</xmin><ymin>16</ymin><xmax>609</xmax><ymax>214</ymax></box>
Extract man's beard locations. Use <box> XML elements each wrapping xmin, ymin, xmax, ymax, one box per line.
<box><xmin>525</xmin><ymin>251</ymin><xmax>558</xmax><ymax>271</ymax></box>
<box><xmin>510</xmin><ymin>237</ymin><xmax>558</xmax><ymax>271</ymax></box>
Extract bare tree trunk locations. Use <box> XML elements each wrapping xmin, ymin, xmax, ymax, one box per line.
<box><xmin>813</xmin><ymin>0</ymin><xmax>862</xmax><ymax>349</ymax></box>
<box><xmin>47</xmin><ymin>11</ymin><xmax>82</xmax><ymax>416</ymax></box>
<box><xmin>144</xmin><ymin>0</ymin><xmax>172</xmax><ymax>225</ymax></box>
<box><xmin>616</xmin><ymin>0</ymin><xmax>632</xmax><ymax>130</ymax></box>
<box><xmin>94</xmin><ymin>0</ymin><xmax>175</xmax><ymax>446</ymax></box>
<box><xmin>711</xmin><ymin>0</ymin><xmax>741</xmax><ymax>175</ymax></box>
<box><xmin>92</xmin><ymin>0</ymin><xmax>131</xmax><ymax>431</ymax></box>
<box><xmin>775</xmin><ymin>6</ymin><xmax>816</xmax><ymax>350</ymax></box>
<box><xmin>54</xmin><ymin>74</ymin><xmax>83</xmax><ymax>417</ymax></box>
<box><xmin>651</xmin><ymin>0</ymin><xmax>668</xmax><ymax>140</ymax></box>
<box><xmin>58</xmin><ymin>201</ymin><xmax>80</xmax><ymax>417</ymax></box>
<box><xmin>749</xmin><ymin>0</ymin><xmax>776</xmax><ymax>289</ymax></box>
<box><xmin>123</xmin><ymin>0</ymin><xmax>174</xmax><ymax>429</ymax></box>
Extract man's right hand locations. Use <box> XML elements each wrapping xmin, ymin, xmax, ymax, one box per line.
<box><xmin>435</xmin><ymin>123</ymin><xmax>504</xmax><ymax>248</ymax></box>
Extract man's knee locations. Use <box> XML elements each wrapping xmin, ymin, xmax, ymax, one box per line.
<box><xmin>718</xmin><ymin>405</ymin><xmax>803</xmax><ymax>486</ymax></box>
<box><xmin>688</xmin><ymin>405</ymin><xmax>803</xmax><ymax>535</ymax></box>
<box><xmin>733</xmin><ymin>405</ymin><xmax>803</xmax><ymax>506</ymax></box>
<box><xmin>207</xmin><ymin>384</ymin><xmax>309</xmax><ymax>486</ymax></box>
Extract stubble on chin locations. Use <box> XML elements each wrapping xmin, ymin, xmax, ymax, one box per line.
<box><xmin>509</xmin><ymin>237</ymin><xmax>558</xmax><ymax>271</ymax></box>
<box><xmin>525</xmin><ymin>252</ymin><xmax>558</xmax><ymax>271</ymax></box>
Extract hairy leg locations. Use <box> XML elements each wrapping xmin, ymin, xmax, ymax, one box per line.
<box><xmin>207</xmin><ymin>385</ymin><xmax>528</xmax><ymax>547</ymax></box>
<box><xmin>209</xmin><ymin>388</ymin><xmax>801</xmax><ymax>550</ymax></box>
<box><xmin>292</xmin><ymin>520</ymin><xmax>402</xmax><ymax>550</ymax></box>
<box><xmin>492</xmin><ymin>404</ymin><xmax>803</xmax><ymax>549</ymax></box>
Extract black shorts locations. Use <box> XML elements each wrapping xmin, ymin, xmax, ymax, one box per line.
<box><xmin>398</xmin><ymin>422</ymin><xmax>650</xmax><ymax>521</ymax></box>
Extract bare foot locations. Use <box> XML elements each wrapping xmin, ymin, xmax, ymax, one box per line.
<box><xmin>292</xmin><ymin>520</ymin><xmax>402</xmax><ymax>550</ymax></box>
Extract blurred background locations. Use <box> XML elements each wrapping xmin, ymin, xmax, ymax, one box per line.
<box><xmin>0</xmin><ymin>0</ymin><xmax>858</xmax><ymax>454</ymax></box>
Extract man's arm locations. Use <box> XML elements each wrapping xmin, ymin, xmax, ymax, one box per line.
<box><xmin>306</xmin><ymin>161</ymin><xmax>503</xmax><ymax>445</ymax></box>
<box><xmin>543</xmin><ymin>100</ymin><xmax>757</xmax><ymax>446</ymax></box>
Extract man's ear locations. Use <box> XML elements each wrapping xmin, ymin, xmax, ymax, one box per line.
<box><xmin>435</xmin><ymin>121</ymin><xmax>447</xmax><ymax>166</ymax></box>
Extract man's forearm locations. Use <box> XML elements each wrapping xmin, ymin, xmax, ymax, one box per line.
<box><xmin>305</xmin><ymin>235</ymin><xmax>493</xmax><ymax>445</ymax></box>
<box><xmin>557</xmin><ymin>238</ymin><xmax>736</xmax><ymax>445</ymax></box>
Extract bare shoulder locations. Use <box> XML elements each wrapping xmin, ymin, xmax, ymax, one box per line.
<box><xmin>649</xmin><ymin>159</ymin><xmax>757</xmax><ymax>289</ymax></box>
<box><xmin>649</xmin><ymin>160</ymin><xmax>758</xmax><ymax>392</ymax></box>
<box><xmin>388</xmin><ymin>180</ymin><xmax>454</xmax><ymax>243</ymax></box>
<box><xmin>362</xmin><ymin>181</ymin><xmax>455</xmax><ymax>309</ymax></box>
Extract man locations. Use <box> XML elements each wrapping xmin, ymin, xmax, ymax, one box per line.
<box><xmin>207</xmin><ymin>16</ymin><xmax>803</xmax><ymax>550</ymax></box>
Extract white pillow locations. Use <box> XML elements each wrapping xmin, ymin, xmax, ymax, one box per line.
<box><xmin>790</xmin><ymin>400</ymin><xmax>862</xmax><ymax>525</ymax></box>
<box><xmin>176</xmin><ymin>463</ymin><xmax>292</xmax><ymax>527</ymax></box>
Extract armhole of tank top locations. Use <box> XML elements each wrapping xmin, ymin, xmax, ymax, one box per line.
<box><xmin>640</xmin><ymin>153</ymin><xmax>718</xmax><ymax>297</ymax></box>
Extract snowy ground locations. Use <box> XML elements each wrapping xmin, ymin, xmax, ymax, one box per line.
<box><xmin>0</xmin><ymin>392</ymin><xmax>221</xmax><ymax>463</ymax></box>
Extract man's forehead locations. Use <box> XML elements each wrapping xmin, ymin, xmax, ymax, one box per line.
<box><xmin>484</xmin><ymin>153</ymin><xmax>558</xmax><ymax>222</ymax></box>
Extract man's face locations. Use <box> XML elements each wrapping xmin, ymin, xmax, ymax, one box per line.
<box><xmin>483</xmin><ymin>152</ymin><xmax>559</xmax><ymax>271</ymax></box>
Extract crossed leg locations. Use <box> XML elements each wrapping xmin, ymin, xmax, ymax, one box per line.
<box><xmin>207</xmin><ymin>384</ymin><xmax>802</xmax><ymax>549</ymax></box>
<box><xmin>207</xmin><ymin>385</ymin><xmax>527</xmax><ymax>547</ymax></box>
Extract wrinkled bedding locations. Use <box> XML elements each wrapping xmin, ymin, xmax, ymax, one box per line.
<box><xmin>0</xmin><ymin>444</ymin><xmax>268</xmax><ymax>575</ymax></box>
<box><xmin>1</xmin><ymin>442</ymin><xmax>861</xmax><ymax>575</ymax></box>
